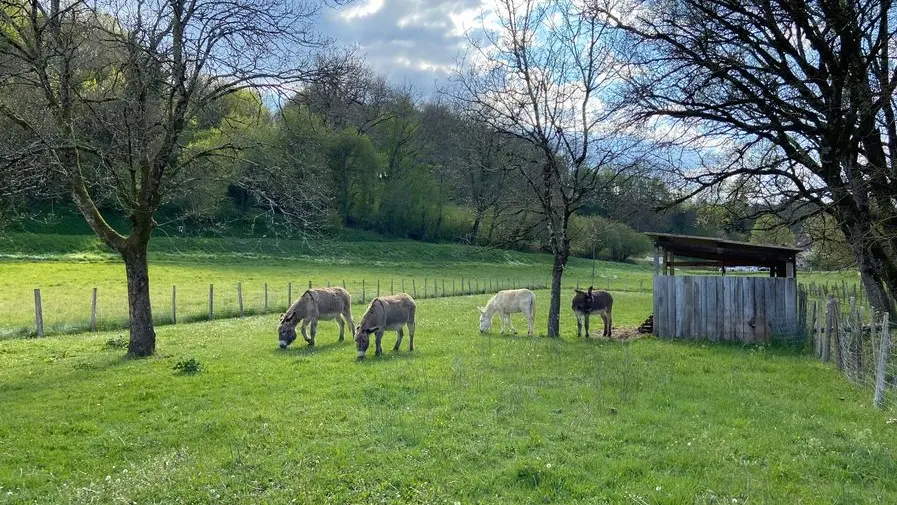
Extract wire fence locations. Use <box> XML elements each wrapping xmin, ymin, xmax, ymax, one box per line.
<box><xmin>2</xmin><ymin>276</ymin><xmax>560</xmax><ymax>339</ymax></box>
<box><xmin>801</xmin><ymin>283</ymin><xmax>897</xmax><ymax>409</ymax></box>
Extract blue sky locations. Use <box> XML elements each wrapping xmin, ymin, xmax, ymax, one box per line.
<box><xmin>320</xmin><ymin>0</ymin><xmax>488</xmax><ymax>98</ymax></box>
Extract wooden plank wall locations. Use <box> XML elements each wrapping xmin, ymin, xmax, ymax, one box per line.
<box><xmin>653</xmin><ymin>275</ymin><xmax>799</xmax><ymax>341</ymax></box>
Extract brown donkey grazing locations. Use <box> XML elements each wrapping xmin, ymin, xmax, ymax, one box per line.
<box><xmin>278</xmin><ymin>287</ymin><xmax>354</xmax><ymax>348</ymax></box>
<box><xmin>354</xmin><ymin>293</ymin><xmax>416</xmax><ymax>359</ymax></box>
<box><xmin>571</xmin><ymin>286</ymin><xmax>613</xmax><ymax>338</ymax></box>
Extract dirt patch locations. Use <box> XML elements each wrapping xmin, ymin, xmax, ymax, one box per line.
<box><xmin>608</xmin><ymin>328</ymin><xmax>642</xmax><ymax>341</ymax></box>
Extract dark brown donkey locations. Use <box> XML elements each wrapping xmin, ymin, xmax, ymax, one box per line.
<box><xmin>571</xmin><ymin>286</ymin><xmax>613</xmax><ymax>338</ymax></box>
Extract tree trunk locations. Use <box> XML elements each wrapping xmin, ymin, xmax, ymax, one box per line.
<box><xmin>122</xmin><ymin>243</ymin><xmax>156</xmax><ymax>357</ymax></box>
<box><xmin>547</xmin><ymin>252</ymin><xmax>565</xmax><ymax>338</ymax></box>
<box><xmin>469</xmin><ymin>207</ymin><xmax>484</xmax><ymax>244</ymax></box>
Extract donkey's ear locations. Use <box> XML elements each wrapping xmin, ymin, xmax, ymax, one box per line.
<box><xmin>573</xmin><ymin>289</ymin><xmax>585</xmax><ymax>294</ymax></box>
<box><xmin>281</xmin><ymin>312</ymin><xmax>293</xmax><ymax>323</ymax></box>
<box><xmin>368</xmin><ymin>326</ymin><xmax>381</xmax><ymax>333</ymax></box>
<box><xmin>477</xmin><ymin>306</ymin><xmax>486</xmax><ymax>313</ymax></box>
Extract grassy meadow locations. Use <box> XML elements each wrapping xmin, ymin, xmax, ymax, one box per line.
<box><xmin>1</xmin><ymin>232</ymin><xmax>890</xmax><ymax>503</ymax></box>
<box><xmin>0</xmin><ymin>233</ymin><xmax>655</xmax><ymax>338</ymax></box>
<box><xmin>1</xmin><ymin>291</ymin><xmax>896</xmax><ymax>504</ymax></box>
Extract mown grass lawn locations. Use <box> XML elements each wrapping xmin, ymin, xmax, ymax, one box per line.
<box><xmin>1</xmin><ymin>291</ymin><xmax>895</xmax><ymax>504</ymax></box>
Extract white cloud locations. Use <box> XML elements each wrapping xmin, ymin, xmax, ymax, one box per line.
<box><xmin>340</xmin><ymin>0</ymin><xmax>386</xmax><ymax>21</ymax></box>
<box><xmin>324</xmin><ymin>0</ymin><xmax>490</xmax><ymax>97</ymax></box>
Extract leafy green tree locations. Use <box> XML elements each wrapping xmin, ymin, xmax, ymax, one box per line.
<box><xmin>601</xmin><ymin>0</ymin><xmax>897</xmax><ymax>314</ymax></box>
<box><xmin>0</xmin><ymin>0</ymin><xmax>344</xmax><ymax>356</ymax></box>
<box><xmin>455</xmin><ymin>0</ymin><xmax>647</xmax><ymax>337</ymax></box>
<box><xmin>750</xmin><ymin>215</ymin><xmax>796</xmax><ymax>247</ymax></box>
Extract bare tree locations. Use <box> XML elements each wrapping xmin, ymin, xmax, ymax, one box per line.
<box><xmin>0</xmin><ymin>0</ymin><xmax>347</xmax><ymax>356</ymax></box>
<box><xmin>599</xmin><ymin>0</ymin><xmax>897</xmax><ymax>314</ymax></box>
<box><xmin>453</xmin><ymin>0</ymin><xmax>645</xmax><ymax>337</ymax></box>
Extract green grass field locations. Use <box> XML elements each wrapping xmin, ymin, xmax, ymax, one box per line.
<box><xmin>0</xmin><ymin>233</ymin><xmax>892</xmax><ymax>503</ymax></box>
<box><xmin>0</xmin><ymin>233</ymin><xmax>656</xmax><ymax>338</ymax></box>
<box><xmin>0</xmin><ymin>232</ymin><xmax>863</xmax><ymax>339</ymax></box>
<box><xmin>1</xmin><ymin>291</ymin><xmax>895</xmax><ymax>504</ymax></box>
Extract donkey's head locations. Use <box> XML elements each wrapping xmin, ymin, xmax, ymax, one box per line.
<box><xmin>571</xmin><ymin>286</ymin><xmax>595</xmax><ymax>312</ymax></box>
<box><xmin>477</xmin><ymin>307</ymin><xmax>492</xmax><ymax>333</ymax></box>
<box><xmin>277</xmin><ymin>312</ymin><xmax>298</xmax><ymax>349</ymax></box>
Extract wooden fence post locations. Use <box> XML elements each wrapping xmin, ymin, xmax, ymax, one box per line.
<box><xmin>238</xmin><ymin>282</ymin><xmax>244</xmax><ymax>317</ymax></box>
<box><xmin>264</xmin><ymin>283</ymin><xmax>268</xmax><ymax>313</ymax></box>
<box><xmin>412</xmin><ymin>279</ymin><xmax>417</xmax><ymax>298</ymax></box>
<box><xmin>873</xmin><ymin>312</ymin><xmax>891</xmax><ymax>408</ymax></box>
<box><xmin>390</xmin><ymin>279</ymin><xmax>394</xmax><ymax>295</ymax></box>
<box><xmin>401</xmin><ymin>279</ymin><xmax>405</xmax><ymax>294</ymax></box>
<box><xmin>377</xmin><ymin>279</ymin><xmax>380</xmax><ymax>298</ymax></box>
<box><xmin>362</xmin><ymin>279</ymin><xmax>366</xmax><ymax>303</ymax></box>
<box><xmin>343</xmin><ymin>280</ymin><xmax>347</xmax><ymax>289</ymax></box>
<box><xmin>808</xmin><ymin>300</ymin><xmax>816</xmax><ymax>352</ymax></box>
<box><xmin>816</xmin><ymin>298</ymin><xmax>824</xmax><ymax>358</ymax></box>
<box><xmin>476</xmin><ymin>279</ymin><xmax>479</xmax><ymax>294</ymax></box>
<box><xmin>468</xmin><ymin>279</ymin><xmax>472</xmax><ymax>295</ymax></box>
<box><xmin>798</xmin><ymin>287</ymin><xmax>808</xmax><ymax>341</ymax></box>
<box><xmin>823</xmin><ymin>295</ymin><xmax>834</xmax><ymax>362</ymax></box>
<box><xmin>172</xmin><ymin>285</ymin><xmax>177</xmax><ymax>325</ymax></box>
<box><xmin>832</xmin><ymin>297</ymin><xmax>842</xmax><ymax>369</ymax></box>
<box><xmin>424</xmin><ymin>278</ymin><xmax>428</xmax><ymax>299</ymax></box>
<box><xmin>288</xmin><ymin>282</ymin><xmax>292</xmax><ymax>304</ymax></box>
<box><xmin>34</xmin><ymin>288</ymin><xmax>43</xmax><ymax>337</ymax></box>
<box><xmin>308</xmin><ymin>280</ymin><xmax>312</xmax><ymax>289</ymax></box>
<box><xmin>90</xmin><ymin>287</ymin><xmax>98</xmax><ymax>332</ymax></box>
<box><xmin>442</xmin><ymin>279</ymin><xmax>445</xmax><ymax>297</ymax></box>
<box><xmin>209</xmin><ymin>284</ymin><xmax>214</xmax><ymax>320</ymax></box>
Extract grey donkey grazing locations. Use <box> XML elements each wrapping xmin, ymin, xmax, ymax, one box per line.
<box><xmin>572</xmin><ymin>286</ymin><xmax>614</xmax><ymax>338</ymax></box>
<box><xmin>278</xmin><ymin>287</ymin><xmax>355</xmax><ymax>348</ymax></box>
<box><xmin>354</xmin><ymin>293</ymin><xmax>416</xmax><ymax>359</ymax></box>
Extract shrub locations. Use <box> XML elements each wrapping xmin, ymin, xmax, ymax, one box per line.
<box><xmin>173</xmin><ymin>358</ymin><xmax>203</xmax><ymax>375</ymax></box>
<box><xmin>104</xmin><ymin>336</ymin><xmax>128</xmax><ymax>349</ymax></box>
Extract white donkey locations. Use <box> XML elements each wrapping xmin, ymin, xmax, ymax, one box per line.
<box><xmin>478</xmin><ymin>289</ymin><xmax>536</xmax><ymax>336</ymax></box>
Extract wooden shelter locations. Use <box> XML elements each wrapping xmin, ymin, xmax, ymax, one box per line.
<box><xmin>646</xmin><ymin>233</ymin><xmax>804</xmax><ymax>342</ymax></box>
<box><xmin>648</xmin><ymin>232</ymin><xmax>801</xmax><ymax>279</ymax></box>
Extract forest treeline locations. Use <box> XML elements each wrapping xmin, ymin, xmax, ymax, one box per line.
<box><xmin>2</xmin><ymin>63</ymin><xmax>847</xmax><ymax>267</ymax></box>
<box><xmin>0</xmin><ymin>1</ymin><xmax>854</xmax><ymax>270</ymax></box>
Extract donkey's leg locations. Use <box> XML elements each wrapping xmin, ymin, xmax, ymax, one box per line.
<box><xmin>337</xmin><ymin>316</ymin><xmax>345</xmax><ymax>341</ymax></box>
<box><xmin>527</xmin><ymin>309</ymin><xmax>534</xmax><ymax>337</ymax></box>
<box><xmin>301</xmin><ymin>319</ymin><xmax>311</xmax><ymax>344</ymax></box>
<box><xmin>308</xmin><ymin>318</ymin><xmax>318</xmax><ymax>346</ymax></box>
<box><xmin>393</xmin><ymin>328</ymin><xmax>404</xmax><ymax>351</ymax></box>
<box><xmin>407</xmin><ymin>306</ymin><xmax>416</xmax><ymax>351</ymax></box>
<box><xmin>584</xmin><ymin>313</ymin><xmax>591</xmax><ymax>338</ymax></box>
<box><xmin>375</xmin><ymin>329</ymin><xmax>385</xmax><ymax>356</ymax></box>
<box><xmin>509</xmin><ymin>312</ymin><xmax>517</xmax><ymax>335</ymax></box>
<box><xmin>343</xmin><ymin>308</ymin><xmax>356</xmax><ymax>336</ymax></box>
<box><xmin>604</xmin><ymin>311</ymin><xmax>612</xmax><ymax>337</ymax></box>
<box><xmin>575</xmin><ymin>312</ymin><xmax>583</xmax><ymax>338</ymax></box>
